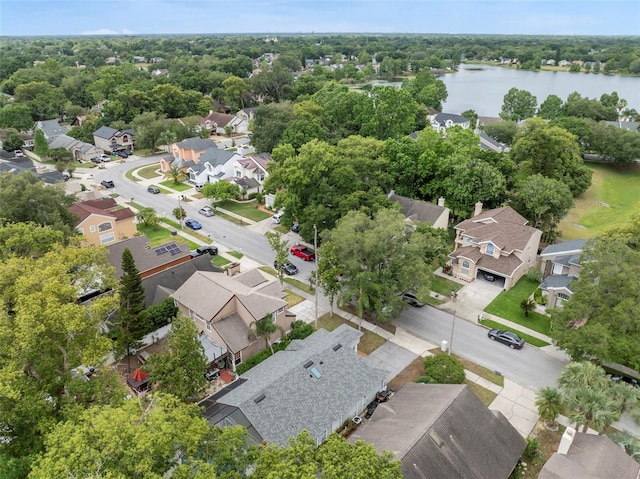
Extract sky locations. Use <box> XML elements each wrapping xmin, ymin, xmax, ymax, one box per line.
<box><xmin>0</xmin><ymin>0</ymin><xmax>638</xmax><ymax>37</ymax></box>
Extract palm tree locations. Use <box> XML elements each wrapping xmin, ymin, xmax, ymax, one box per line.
<box><xmin>557</xmin><ymin>361</ymin><xmax>609</xmax><ymax>392</ymax></box>
<box><xmin>163</xmin><ymin>165</ymin><xmax>187</xmax><ymax>185</ymax></box>
<box><xmin>563</xmin><ymin>386</ymin><xmax>621</xmax><ymax>433</ymax></box>
<box><xmin>535</xmin><ymin>386</ymin><xmax>563</xmax><ymax>429</ymax></box>
<box><xmin>248</xmin><ymin>313</ymin><xmax>284</xmax><ymax>355</ymax></box>
<box><xmin>338</xmin><ymin>271</ymin><xmax>380</xmax><ymax>331</ymax></box>
<box><xmin>520</xmin><ymin>298</ymin><xmax>536</xmax><ymax>317</ymax></box>
<box><xmin>135</xmin><ymin>207</ymin><xmax>159</xmax><ymax>228</ymax></box>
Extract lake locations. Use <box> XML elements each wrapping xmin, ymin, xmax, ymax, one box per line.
<box><xmin>363</xmin><ymin>64</ymin><xmax>640</xmax><ymax>118</ymax></box>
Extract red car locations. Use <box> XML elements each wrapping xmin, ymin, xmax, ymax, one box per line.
<box><xmin>290</xmin><ymin>245</ymin><xmax>315</xmax><ymax>261</ymax></box>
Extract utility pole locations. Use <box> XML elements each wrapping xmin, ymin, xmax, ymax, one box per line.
<box><xmin>314</xmin><ymin>223</ymin><xmax>318</xmax><ymax>329</ymax></box>
<box><xmin>178</xmin><ymin>194</ymin><xmax>184</xmax><ymax>229</ymax></box>
<box><xmin>448</xmin><ymin>299</ymin><xmax>464</xmax><ymax>356</ymax></box>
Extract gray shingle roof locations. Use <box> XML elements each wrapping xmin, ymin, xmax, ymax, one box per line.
<box><xmin>540</xmin><ymin>239</ymin><xmax>587</xmax><ymax>257</ymax></box>
<box><xmin>212</xmin><ymin>324</ymin><xmax>390</xmax><ymax>446</ymax></box>
<box><xmin>541</xmin><ymin>274</ymin><xmax>577</xmax><ymax>292</ymax></box>
<box><xmin>433</xmin><ymin>112</ymin><xmax>469</xmax><ymax>126</ymax></box>
<box><xmin>350</xmin><ymin>383</ymin><xmax>526</xmax><ymax>479</ymax></box>
<box><xmin>37</xmin><ymin>119</ymin><xmax>70</xmax><ymax>139</ymax></box>
<box><xmin>175</xmin><ymin>137</ymin><xmax>216</xmax><ymax>152</ymax></box>
<box><xmin>198</xmin><ymin>148</ymin><xmax>236</xmax><ymax>166</ymax></box>
<box><xmin>93</xmin><ymin>126</ymin><xmax>118</xmax><ymax>139</ymax></box>
<box><xmin>388</xmin><ymin>193</ymin><xmax>448</xmax><ymax>226</ymax></box>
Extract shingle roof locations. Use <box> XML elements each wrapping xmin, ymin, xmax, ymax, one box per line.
<box><xmin>211</xmin><ymin>324</ymin><xmax>390</xmax><ymax>446</ymax></box>
<box><xmin>198</xmin><ymin>148</ymin><xmax>236</xmax><ymax>167</ymax></box>
<box><xmin>350</xmin><ymin>383</ymin><xmax>526</xmax><ymax>479</ymax></box>
<box><xmin>68</xmin><ymin>198</ymin><xmax>135</xmax><ymax>225</ymax></box>
<box><xmin>433</xmin><ymin>112</ymin><xmax>469</xmax><ymax>126</ymax></box>
<box><xmin>539</xmin><ymin>432</ymin><xmax>640</xmax><ymax>479</ymax></box>
<box><xmin>541</xmin><ymin>274</ymin><xmax>577</xmax><ymax>292</ymax></box>
<box><xmin>205</xmin><ymin>112</ymin><xmax>235</xmax><ymax>127</ymax></box>
<box><xmin>388</xmin><ymin>193</ymin><xmax>448</xmax><ymax>226</ymax></box>
<box><xmin>250</xmin><ymin>152</ymin><xmax>272</xmax><ymax>171</ymax></box>
<box><xmin>213</xmin><ymin>313</ymin><xmax>251</xmax><ymax>352</ymax></box>
<box><xmin>37</xmin><ymin>119</ymin><xmax>70</xmax><ymax>139</ymax></box>
<box><xmin>93</xmin><ymin>126</ymin><xmax>118</xmax><ymax>139</ymax></box>
<box><xmin>175</xmin><ymin>137</ymin><xmax>216</xmax><ymax>152</ymax></box>
<box><xmin>106</xmin><ymin>235</ymin><xmax>191</xmax><ymax>279</ymax></box>
<box><xmin>450</xmin><ymin>245</ymin><xmax>524</xmax><ymax>277</ymax></box>
<box><xmin>540</xmin><ymin>239</ymin><xmax>587</xmax><ymax>257</ymax></box>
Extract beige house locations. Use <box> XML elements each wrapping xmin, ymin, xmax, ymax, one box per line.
<box><xmin>448</xmin><ymin>203</ymin><xmax>541</xmax><ymax>290</ymax></box>
<box><xmin>230</xmin><ymin>153</ymin><xmax>272</xmax><ymax>195</ymax></box>
<box><xmin>69</xmin><ymin>198</ymin><xmax>136</xmax><ymax>246</ymax></box>
<box><xmin>48</xmin><ymin>134</ymin><xmax>103</xmax><ymax>163</ymax></box>
<box><xmin>172</xmin><ymin>269</ymin><xmax>295</xmax><ymax>371</ymax></box>
<box><xmin>539</xmin><ymin>239</ymin><xmax>586</xmax><ymax>309</ymax></box>
<box><xmin>387</xmin><ymin>191</ymin><xmax>449</xmax><ymax>229</ymax></box>
<box><xmin>93</xmin><ymin>126</ymin><xmax>135</xmax><ymax>153</ymax></box>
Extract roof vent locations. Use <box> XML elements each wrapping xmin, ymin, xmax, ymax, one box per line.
<box><xmin>310</xmin><ymin>367</ymin><xmax>321</xmax><ymax>379</ymax></box>
<box><xmin>254</xmin><ymin>394</ymin><xmax>266</xmax><ymax>404</ymax></box>
<box><xmin>303</xmin><ymin>360</ymin><xmax>314</xmax><ymax>369</ymax></box>
<box><xmin>332</xmin><ymin>344</ymin><xmax>342</xmax><ymax>351</ymax></box>
<box><xmin>429</xmin><ymin>430</ymin><xmax>444</xmax><ymax>447</ymax></box>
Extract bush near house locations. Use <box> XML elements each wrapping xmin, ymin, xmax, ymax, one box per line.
<box><xmin>417</xmin><ymin>354</ymin><xmax>466</xmax><ymax>384</ymax></box>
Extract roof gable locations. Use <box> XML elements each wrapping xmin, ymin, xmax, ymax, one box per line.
<box><xmin>93</xmin><ymin>125</ymin><xmax>118</xmax><ymax>139</ymax></box>
<box><xmin>106</xmin><ymin>235</ymin><xmax>191</xmax><ymax>279</ymax></box>
<box><xmin>175</xmin><ymin>137</ymin><xmax>216</xmax><ymax>152</ymax></box>
<box><xmin>388</xmin><ymin>193</ymin><xmax>447</xmax><ymax>225</ymax></box>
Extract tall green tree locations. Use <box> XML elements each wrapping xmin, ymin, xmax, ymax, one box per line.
<box><xmin>500</xmin><ymin>87</ymin><xmax>537</xmax><ymax>122</ymax></box>
<box><xmin>266</xmin><ymin>231</ymin><xmax>290</xmax><ymax>285</ymax></box>
<box><xmin>402</xmin><ymin>69</ymin><xmax>448</xmax><ymax>110</ymax></box>
<box><xmin>33</xmin><ymin>129</ymin><xmax>49</xmax><ymax>159</ymax></box>
<box><xmin>0</xmin><ymin>103</ymin><xmax>33</xmax><ymax>131</ymax></box>
<box><xmin>0</xmin><ymin>222</ymin><xmax>66</xmax><ymax>260</ymax></box>
<box><xmin>135</xmin><ymin>206</ymin><xmax>160</xmax><ymax>228</ymax></box>
<box><xmin>537</xmin><ymin>94</ymin><xmax>564</xmax><ymax>120</ymax></box>
<box><xmin>201</xmin><ymin>180</ymin><xmax>242</xmax><ymax>205</ymax></box>
<box><xmin>2</xmin><ymin>129</ymin><xmax>24</xmax><ymax>151</ymax></box>
<box><xmin>248</xmin><ymin>313</ymin><xmax>284</xmax><ymax>355</ymax></box>
<box><xmin>535</xmin><ymin>386</ymin><xmax>563</xmax><ymax>429</ymax></box>
<box><xmin>146</xmin><ymin>315</ymin><xmax>209</xmax><ymax>402</ymax></box>
<box><xmin>250</xmin><ymin>101</ymin><xmax>295</xmax><ymax>153</ymax></box>
<box><xmin>115</xmin><ymin>248</ymin><xmax>147</xmax><ymax>373</ymax></box>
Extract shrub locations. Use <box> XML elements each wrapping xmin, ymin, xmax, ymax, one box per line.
<box><xmin>419</xmin><ymin>354</ymin><xmax>465</xmax><ymax>384</ymax></box>
<box><xmin>248</xmin><ymin>192</ymin><xmax>258</xmax><ymax>200</ymax></box>
<box><xmin>255</xmin><ymin>192</ymin><xmax>264</xmax><ymax>204</ymax></box>
<box><xmin>289</xmin><ymin>320</ymin><xmax>315</xmax><ymax>340</ymax></box>
<box><xmin>526</xmin><ymin>267</ymin><xmax>542</xmax><ymax>283</ymax></box>
<box><xmin>140</xmin><ymin>297</ymin><xmax>178</xmax><ymax>333</ymax></box>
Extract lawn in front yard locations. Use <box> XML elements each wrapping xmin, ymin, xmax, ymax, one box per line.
<box><xmin>159</xmin><ymin>180</ymin><xmax>193</xmax><ymax>192</ymax></box>
<box><xmin>215</xmin><ymin>199</ymin><xmax>271</xmax><ymax>222</ymax></box>
<box><xmin>136</xmin><ymin>164</ymin><xmax>161</xmax><ymax>179</ymax></box>
<box><xmin>136</xmin><ymin>224</ymin><xmax>198</xmax><ymax>249</ymax></box>
<box><xmin>484</xmin><ymin>277</ymin><xmax>551</xmax><ymax>335</ymax></box>
<box><xmin>431</xmin><ymin>275</ymin><xmax>463</xmax><ymax>296</ymax></box>
<box><xmin>317</xmin><ymin>313</ymin><xmax>386</xmax><ymax>355</ymax></box>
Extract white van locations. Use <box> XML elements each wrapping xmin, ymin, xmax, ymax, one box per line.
<box><xmin>272</xmin><ymin>211</ymin><xmax>284</xmax><ymax>224</ymax></box>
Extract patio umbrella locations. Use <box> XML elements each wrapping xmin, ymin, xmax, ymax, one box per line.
<box><xmin>131</xmin><ymin>368</ymin><xmax>148</xmax><ymax>382</ymax></box>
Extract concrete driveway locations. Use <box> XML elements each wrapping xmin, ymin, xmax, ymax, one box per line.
<box><xmin>365</xmin><ymin>342</ymin><xmax>418</xmax><ymax>383</ymax></box>
<box><xmin>439</xmin><ymin>275</ymin><xmax>504</xmax><ymax>323</ymax></box>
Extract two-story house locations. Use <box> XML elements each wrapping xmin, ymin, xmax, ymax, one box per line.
<box><xmin>93</xmin><ymin>126</ymin><xmax>135</xmax><ymax>154</ymax></box>
<box><xmin>430</xmin><ymin>113</ymin><xmax>470</xmax><ymax>133</ymax></box>
<box><xmin>69</xmin><ymin>198</ymin><xmax>136</xmax><ymax>246</ymax></box>
<box><xmin>448</xmin><ymin>203</ymin><xmax>542</xmax><ymax>290</ymax></box>
<box><xmin>172</xmin><ymin>269</ymin><xmax>295</xmax><ymax>372</ymax></box>
<box><xmin>230</xmin><ymin>153</ymin><xmax>272</xmax><ymax>195</ymax></box>
<box><xmin>388</xmin><ymin>191</ymin><xmax>449</xmax><ymax>230</ymax></box>
<box><xmin>186</xmin><ymin>148</ymin><xmax>241</xmax><ymax>188</ymax></box>
<box><xmin>539</xmin><ymin>239</ymin><xmax>587</xmax><ymax>309</ymax></box>
<box><xmin>161</xmin><ymin>137</ymin><xmax>217</xmax><ymax>171</ymax></box>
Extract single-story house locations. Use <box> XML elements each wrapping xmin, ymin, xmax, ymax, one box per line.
<box><xmin>539</xmin><ymin>239</ymin><xmax>586</xmax><ymax>309</ymax></box>
<box><xmin>349</xmin><ymin>383</ymin><xmax>526</xmax><ymax>479</ymax></box>
<box><xmin>539</xmin><ymin>427</ymin><xmax>640</xmax><ymax>479</ymax></box>
<box><xmin>93</xmin><ymin>126</ymin><xmax>135</xmax><ymax>154</ymax></box>
<box><xmin>34</xmin><ymin>119</ymin><xmax>70</xmax><ymax>141</ymax></box>
<box><xmin>387</xmin><ymin>190</ymin><xmax>449</xmax><ymax>229</ymax></box>
<box><xmin>200</xmin><ymin>323</ymin><xmax>390</xmax><ymax>446</ymax></box>
<box><xmin>69</xmin><ymin>197</ymin><xmax>136</xmax><ymax>246</ymax></box>
<box><xmin>48</xmin><ymin>134</ymin><xmax>103</xmax><ymax>163</ymax></box>
<box><xmin>172</xmin><ymin>269</ymin><xmax>295</xmax><ymax>371</ymax></box>
<box><xmin>106</xmin><ymin>235</ymin><xmax>192</xmax><ymax>279</ymax></box>
<box><xmin>448</xmin><ymin>203</ymin><xmax>542</xmax><ymax>289</ymax></box>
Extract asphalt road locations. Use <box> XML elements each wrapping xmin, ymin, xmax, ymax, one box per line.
<box><xmin>394</xmin><ymin>305</ymin><xmax>568</xmax><ymax>391</ymax></box>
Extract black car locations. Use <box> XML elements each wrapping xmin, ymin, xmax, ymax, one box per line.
<box><xmin>483</xmin><ymin>272</ymin><xmax>496</xmax><ymax>282</ymax></box>
<box><xmin>487</xmin><ymin>329</ymin><xmax>525</xmax><ymax>349</ymax></box>
<box><xmin>100</xmin><ymin>180</ymin><xmax>115</xmax><ymax>188</ymax></box>
<box><xmin>196</xmin><ymin>245</ymin><xmax>218</xmax><ymax>256</ymax></box>
<box><xmin>147</xmin><ymin>186</ymin><xmax>160</xmax><ymax>194</ymax></box>
<box><xmin>400</xmin><ymin>292</ymin><xmax>425</xmax><ymax>307</ymax></box>
<box><xmin>274</xmin><ymin>260</ymin><xmax>298</xmax><ymax>275</ymax></box>
<box><xmin>117</xmin><ymin>150</ymin><xmax>129</xmax><ymax>158</ymax></box>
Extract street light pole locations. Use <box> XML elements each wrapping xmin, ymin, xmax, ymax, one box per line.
<box><xmin>178</xmin><ymin>194</ymin><xmax>184</xmax><ymax>229</ymax></box>
<box><xmin>448</xmin><ymin>299</ymin><xmax>464</xmax><ymax>356</ymax></box>
<box><xmin>313</xmin><ymin>223</ymin><xmax>318</xmax><ymax>329</ymax></box>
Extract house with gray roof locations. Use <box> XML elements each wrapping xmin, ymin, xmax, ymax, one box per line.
<box><xmin>539</xmin><ymin>239</ymin><xmax>587</xmax><ymax>309</ymax></box>
<box><xmin>448</xmin><ymin>203</ymin><xmax>542</xmax><ymax>290</ymax></box>
<box><xmin>172</xmin><ymin>269</ymin><xmax>294</xmax><ymax>372</ymax></box>
<box><xmin>186</xmin><ymin>148</ymin><xmax>241</xmax><ymax>188</ymax></box>
<box><xmin>34</xmin><ymin>119</ymin><xmax>70</xmax><ymax>141</ymax></box>
<box><xmin>93</xmin><ymin>126</ymin><xmax>135</xmax><ymax>153</ymax></box>
<box><xmin>478</xmin><ymin>130</ymin><xmax>508</xmax><ymax>152</ymax></box>
<box><xmin>430</xmin><ymin>112</ymin><xmax>470</xmax><ymax>133</ymax></box>
<box><xmin>200</xmin><ymin>323</ymin><xmax>389</xmax><ymax>446</ymax></box>
<box><xmin>539</xmin><ymin>427</ymin><xmax>640</xmax><ymax>479</ymax></box>
<box><xmin>349</xmin><ymin>383</ymin><xmax>525</xmax><ymax>479</ymax></box>
<box><xmin>388</xmin><ymin>190</ymin><xmax>449</xmax><ymax>229</ymax></box>
<box><xmin>161</xmin><ymin>137</ymin><xmax>217</xmax><ymax>174</ymax></box>
<box><xmin>48</xmin><ymin>134</ymin><xmax>103</xmax><ymax>162</ymax></box>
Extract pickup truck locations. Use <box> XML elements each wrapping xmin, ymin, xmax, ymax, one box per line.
<box><xmin>290</xmin><ymin>245</ymin><xmax>315</xmax><ymax>261</ymax></box>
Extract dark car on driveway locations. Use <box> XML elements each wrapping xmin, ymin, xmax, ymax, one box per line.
<box><xmin>488</xmin><ymin>329</ymin><xmax>525</xmax><ymax>349</ymax></box>
<box><xmin>191</xmin><ymin>245</ymin><xmax>218</xmax><ymax>257</ymax></box>
<box><xmin>274</xmin><ymin>260</ymin><xmax>298</xmax><ymax>275</ymax></box>
<box><xmin>400</xmin><ymin>292</ymin><xmax>425</xmax><ymax>307</ymax></box>
<box><xmin>184</xmin><ymin>219</ymin><xmax>202</xmax><ymax>230</ymax></box>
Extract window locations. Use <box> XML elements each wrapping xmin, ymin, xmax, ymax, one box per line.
<box><xmin>486</xmin><ymin>243</ymin><xmax>494</xmax><ymax>255</ymax></box>
<box><xmin>552</xmin><ymin>262</ymin><xmax>564</xmax><ymax>275</ymax></box>
<box><xmin>99</xmin><ymin>232</ymin><xmax>115</xmax><ymax>244</ymax></box>
<box><xmin>558</xmin><ymin>293</ymin><xmax>570</xmax><ymax>301</ymax></box>
<box><xmin>89</xmin><ymin>225</ymin><xmax>96</xmax><ymax>233</ymax></box>
<box><xmin>235</xmin><ymin>169</ymin><xmax>242</xmax><ymax>177</ymax></box>
<box><xmin>98</xmin><ymin>222</ymin><xmax>112</xmax><ymax>232</ymax></box>
<box><xmin>234</xmin><ymin>351</ymin><xmax>242</xmax><ymax>365</ymax></box>
<box><xmin>462</xmin><ymin>260</ymin><xmax>470</xmax><ymax>269</ymax></box>
<box><xmin>78</xmin><ymin>228</ymin><xmax>84</xmax><ymax>235</ymax></box>
<box><xmin>465</xmin><ymin>237</ymin><xmax>472</xmax><ymax>244</ymax></box>
<box><xmin>256</xmin><ymin>173</ymin><xmax>265</xmax><ymax>182</ymax></box>
<box><xmin>277</xmin><ymin>306</ymin><xmax>285</xmax><ymax>314</ymax></box>
<box><xmin>205</xmin><ymin>321</ymin><xmax>211</xmax><ymax>332</ymax></box>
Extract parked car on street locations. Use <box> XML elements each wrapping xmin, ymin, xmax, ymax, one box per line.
<box><xmin>192</xmin><ymin>245</ymin><xmax>218</xmax><ymax>257</ymax></box>
<box><xmin>147</xmin><ymin>186</ymin><xmax>160</xmax><ymax>194</ymax></box>
<box><xmin>290</xmin><ymin>245</ymin><xmax>315</xmax><ymax>261</ymax></box>
<box><xmin>400</xmin><ymin>292</ymin><xmax>425</xmax><ymax>307</ymax></box>
<box><xmin>487</xmin><ymin>329</ymin><xmax>525</xmax><ymax>349</ymax></box>
<box><xmin>274</xmin><ymin>260</ymin><xmax>298</xmax><ymax>275</ymax></box>
<box><xmin>199</xmin><ymin>206</ymin><xmax>215</xmax><ymax>217</ymax></box>
<box><xmin>184</xmin><ymin>219</ymin><xmax>202</xmax><ymax>230</ymax></box>
<box><xmin>100</xmin><ymin>180</ymin><xmax>115</xmax><ymax>188</ymax></box>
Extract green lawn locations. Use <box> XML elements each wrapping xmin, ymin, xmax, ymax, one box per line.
<box><xmin>213</xmin><ymin>255</ymin><xmax>231</xmax><ymax>267</ymax></box>
<box><xmin>559</xmin><ymin>163</ymin><xmax>640</xmax><ymax>240</ymax></box>
<box><xmin>215</xmin><ymin>210</ymin><xmax>246</xmax><ymax>225</ymax></box>
<box><xmin>137</xmin><ymin>164</ymin><xmax>161</xmax><ymax>179</ymax></box>
<box><xmin>160</xmin><ymin>180</ymin><xmax>192</xmax><ymax>192</ymax></box>
<box><xmin>228</xmin><ymin>251</ymin><xmax>244</xmax><ymax>259</ymax></box>
<box><xmin>215</xmin><ymin>200</ymin><xmax>271</xmax><ymax>222</ymax></box>
<box><xmin>259</xmin><ymin>266</ymin><xmax>316</xmax><ymax>294</ymax></box>
<box><xmin>431</xmin><ymin>275</ymin><xmax>463</xmax><ymax>296</ymax></box>
<box><xmin>317</xmin><ymin>313</ymin><xmax>386</xmax><ymax>354</ymax></box>
<box><xmin>479</xmin><ymin>319</ymin><xmax>550</xmax><ymax>347</ymax></box>
<box><xmin>484</xmin><ymin>277</ymin><xmax>551</xmax><ymax>335</ymax></box>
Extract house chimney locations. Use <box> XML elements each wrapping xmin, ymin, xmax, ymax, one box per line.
<box><xmin>437</xmin><ymin>197</ymin><xmax>445</xmax><ymax>207</ymax></box>
<box><xmin>388</xmin><ymin>189</ymin><xmax>395</xmax><ymax>199</ymax></box>
<box><xmin>473</xmin><ymin>201</ymin><xmax>483</xmax><ymax>217</ymax></box>
<box><xmin>557</xmin><ymin>427</ymin><xmax>576</xmax><ymax>455</ymax></box>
